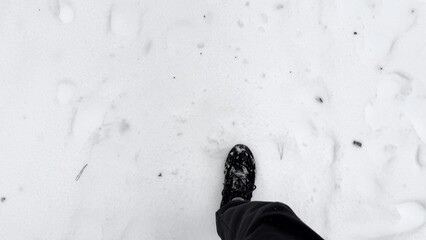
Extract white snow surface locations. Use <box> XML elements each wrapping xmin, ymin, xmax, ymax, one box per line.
<box><xmin>1</xmin><ymin>0</ymin><xmax>426</xmax><ymax>239</ymax></box>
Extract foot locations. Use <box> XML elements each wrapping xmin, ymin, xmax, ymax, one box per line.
<box><xmin>220</xmin><ymin>144</ymin><xmax>256</xmax><ymax>207</ymax></box>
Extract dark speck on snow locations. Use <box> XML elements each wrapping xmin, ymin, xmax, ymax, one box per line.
<box><xmin>353</xmin><ymin>141</ymin><xmax>362</xmax><ymax>147</ymax></box>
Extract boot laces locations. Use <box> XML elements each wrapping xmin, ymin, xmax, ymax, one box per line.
<box><xmin>223</xmin><ymin>166</ymin><xmax>256</xmax><ymax>197</ymax></box>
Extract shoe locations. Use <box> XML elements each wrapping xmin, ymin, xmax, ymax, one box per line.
<box><xmin>220</xmin><ymin>144</ymin><xmax>256</xmax><ymax>207</ymax></box>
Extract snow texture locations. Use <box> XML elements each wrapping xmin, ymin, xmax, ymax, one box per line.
<box><xmin>0</xmin><ymin>0</ymin><xmax>426</xmax><ymax>239</ymax></box>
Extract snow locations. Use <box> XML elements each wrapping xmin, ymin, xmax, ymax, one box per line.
<box><xmin>0</xmin><ymin>0</ymin><xmax>426</xmax><ymax>239</ymax></box>
<box><xmin>58</xmin><ymin>2</ymin><xmax>74</xmax><ymax>24</ymax></box>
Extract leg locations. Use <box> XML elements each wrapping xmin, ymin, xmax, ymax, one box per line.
<box><xmin>217</xmin><ymin>144</ymin><xmax>323</xmax><ymax>239</ymax></box>
<box><xmin>216</xmin><ymin>200</ymin><xmax>323</xmax><ymax>240</ymax></box>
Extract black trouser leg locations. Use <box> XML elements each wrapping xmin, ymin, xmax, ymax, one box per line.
<box><xmin>216</xmin><ymin>200</ymin><xmax>324</xmax><ymax>240</ymax></box>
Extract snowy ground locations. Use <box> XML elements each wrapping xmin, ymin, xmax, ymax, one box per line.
<box><xmin>1</xmin><ymin>0</ymin><xmax>426</xmax><ymax>239</ymax></box>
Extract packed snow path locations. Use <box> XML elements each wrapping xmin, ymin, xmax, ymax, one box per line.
<box><xmin>0</xmin><ymin>0</ymin><xmax>426</xmax><ymax>239</ymax></box>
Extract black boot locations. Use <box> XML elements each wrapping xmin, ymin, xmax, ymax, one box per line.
<box><xmin>220</xmin><ymin>144</ymin><xmax>257</xmax><ymax>208</ymax></box>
